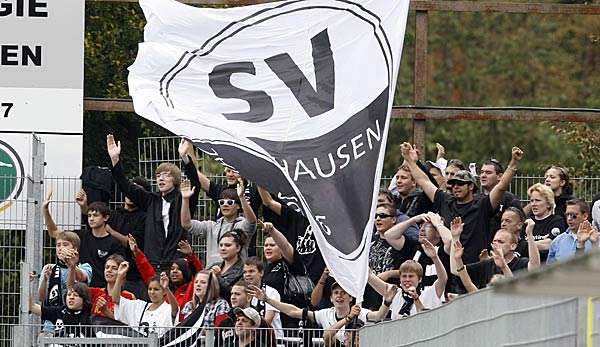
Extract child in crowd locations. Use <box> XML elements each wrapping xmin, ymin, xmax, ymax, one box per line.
<box><xmin>111</xmin><ymin>261</ymin><xmax>179</xmax><ymax>337</ymax></box>
<box><xmin>35</xmin><ymin>223</ymin><xmax>92</xmax><ymax>334</ymax></box>
<box><xmin>29</xmin><ymin>281</ymin><xmax>94</xmax><ymax>338</ymax></box>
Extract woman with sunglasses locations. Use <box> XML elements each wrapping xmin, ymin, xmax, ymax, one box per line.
<box><xmin>181</xmin><ymin>178</ymin><xmax>257</xmax><ymax>266</ymax></box>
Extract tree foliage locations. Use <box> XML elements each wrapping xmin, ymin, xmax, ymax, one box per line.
<box><xmin>83</xmin><ymin>2</ymin><xmax>600</xmax><ymax>178</ymax></box>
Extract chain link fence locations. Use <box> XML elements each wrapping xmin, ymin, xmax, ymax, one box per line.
<box><xmin>2</xmin><ymin>135</ymin><xmax>600</xmax><ymax>345</ymax></box>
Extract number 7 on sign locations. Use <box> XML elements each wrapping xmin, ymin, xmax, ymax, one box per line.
<box><xmin>2</xmin><ymin>103</ymin><xmax>14</xmax><ymax>117</ymax></box>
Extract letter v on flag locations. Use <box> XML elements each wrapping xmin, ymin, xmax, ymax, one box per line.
<box><xmin>129</xmin><ymin>0</ymin><xmax>409</xmax><ymax>301</ymax></box>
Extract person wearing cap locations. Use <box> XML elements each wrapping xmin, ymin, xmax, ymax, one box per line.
<box><xmin>232</xmin><ymin>306</ymin><xmax>277</xmax><ymax>347</ymax></box>
<box><xmin>248</xmin><ymin>281</ymin><xmax>397</xmax><ymax>345</ymax></box>
<box><xmin>477</xmin><ymin>158</ymin><xmax>523</xmax><ymax>244</ymax></box>
<box><xmin>400</xmin><ymin>143</ymin><xmax>524</xmax><ymax>267</ymax></box>
<box><xmin>214</xmin><ymin>280</ymin><xmax>252</xmax><ymax>347</ymax></box>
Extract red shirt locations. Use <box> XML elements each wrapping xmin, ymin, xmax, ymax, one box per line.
<box><xmin>89</xmin><ymin>287</ymin><xmax>135</xmax><ymax>317</ymax></box>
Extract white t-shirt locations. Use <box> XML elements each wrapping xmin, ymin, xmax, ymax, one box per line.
<box><xmin>389</xmin><ymin>283</ymin><xmax>443</xmax><ymax>320</ymax></box>
<box><xmin>313</xmin><ymin>307</ymin><xmax>370</xmax><ymax>343</ymax></box>
<box><xmin>161</xmin><ymin>197</ymin><xmax>171</xmax><ymax>237</ymax></box>
<box><xmin>250</xmin><ymin>285</ymin><xmax>283</xmax><ymax>339</ymax></box>
<box><xmin>116</xmin><ymin>297</ymin><xmax>178</xmax><ymax>336</ymax></box>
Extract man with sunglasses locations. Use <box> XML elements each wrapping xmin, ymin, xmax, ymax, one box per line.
<box><xmin>180</xmin><ymin>178</ymin><xmax>257</xmax><ymax>266</ymax></box>
<box><xmin>401</xmin><ymin>143</ymin><xmax>524</xmax><ymax>266</ymax></box>
<box><xmin>547</xmin><ymin>199</ymin><xmax>599</xmax><ymax>264</ymax></box>
<box><xmin>478</xmin><ymin>158</ymin><xmax>523</xmax><ymax>244</ymax></box>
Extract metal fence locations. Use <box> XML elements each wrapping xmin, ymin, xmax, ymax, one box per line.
<box><xmin>7</xmin><ymin>324</ymin><xmax>347</xmax><ymax>347</ymax></box>
<box><xmin>3</xmin><ymin>135</ymin><xmax>600</xmax><ymax>346</ymax></box>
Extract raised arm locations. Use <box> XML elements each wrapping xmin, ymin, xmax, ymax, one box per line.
<box><xmin>452</xmin><ymin>240</ymin><xmax>478</xmax><ymax>293</ymax></box>
<box><xmin>110</xmin><ymin>261</ymin><xmax>129</xmax><ymax>304</ymax></box>
<box><xmin>237</xmin><ymin>179</ymin><xmax>257</xmax><ymax>224</ymax></box>
<box><xmin>75</xmin><ymin>189</ymin><xmax>89</xmax><ymax>216</ymax></box>
<box><xmin>160</xmin><ymin>272</ymin><xmax>180</xmax><ymax>320</ymax></box>
<box><xmin>38</xmin><ymin>265</ymin><xmax>52</xmax><ymax>301</ymax></box>
<box><xmin>366</xmin><ymin>285</ymin><xmax>397</xmax><ymax>322</ymax></box>
<box><xmin>311</xmin><ymin>268</ymin><xmax>329</xmax><ymax>306</ymax></box>
<box><xmin>29</xmin><ymin>273</ymin><xmax>42</xmax><ymax>316</ymax></box>
<box><xmin>367</xmin><ymin>271</ymin><xmax>388</xmax><ymax>297</ymax></box>
<box><xmin>260</xmin><ymin>221</ymin><xmax>294</xmax><ymax>263</ymax></box>
<box><xmin>427</xmin><ymin>212</ymin><xmax>452</xmax><ymax>254</ymax></box>
<box><xmin>42</xmin><ymin>189</ymin><xmax>62</xmax><ymax>239</ymax></box>
<box><xmin>107</xmin><ymin>135</ymin><xmax>151</xmax><ymax>210</ymax></box>
<box><xmin>489</xmin><ymin>146</ymin><xmax>523</xmax><ymax>209</ymax></box>
<box><xmin>449</xmin><ymin>217</ymin><xmax>463</xmax><ymax>275</ymax></box>
<box><xmin>178</xmin><ymin>240</ymin><xmax>204</xmax><ymax>273</ymax></box>
<box><xmin>129</xmin><ymin>234</ymin><xmax>155</xmax><ymax>285</ymax></box>
<box><xmin>422</xmin><ymin>239</ymin><xmax>447</xmax><ymax>298</ymax></box>
<box><xmin>257</xmin><ymin>186</ymin><xmax>282</xmax><ymax>216</ymax></box>
<box><xmin>248</xmin><ymin>284</ymin><xmax>312</xmax><ymax>321</ymax></box>
<box><xmin>400</xmin><ymin>142</ymin><xmax>437</xmax><ymax>202</ymax></box>
<box><xmin>180</xmin><ymin>178</ymin><xmax>196</xmax><ymax>230</ymax></box>
<box><xmin>524</xmin><ymin>219</ymin><xmax>541</xmax><ymax>270</ymax></box>
<box><xmin>178</xmin><ymin>139</ymin><xmax>210</xmax><ymax>193</ymax></box>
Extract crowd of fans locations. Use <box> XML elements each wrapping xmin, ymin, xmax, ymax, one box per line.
<box><xmin>27</xmin><ymin>135</ymin><xmax>600</xmax><ymax>346</ymax></box>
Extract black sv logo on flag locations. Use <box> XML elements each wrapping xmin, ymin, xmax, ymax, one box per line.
<box><xmin>208</xmin><ymin>29</ymin><xmax>335</xmax><ymax>122</ymax></box>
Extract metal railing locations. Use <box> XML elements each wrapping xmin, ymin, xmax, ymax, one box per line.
<box><xmin>8</xmin><ymin>324</ymin><xmax>348</xmax><ymax>347</ymax></box>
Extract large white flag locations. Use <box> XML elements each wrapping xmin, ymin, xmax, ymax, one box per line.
<box><xmin>129</xmin><ymin>0</ymin><xmax>409</xmax><ymax>300</ymax></box>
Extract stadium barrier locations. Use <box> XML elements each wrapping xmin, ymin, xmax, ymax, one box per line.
<box><xmin>360</xmin><ymin>287</ymin><xmax>600</xmax><ymax>347</ymax></box>
<box><xmin>9</xmin><ymin>324</ymin><xmax>345</xmax><ymax>347</ymax></box>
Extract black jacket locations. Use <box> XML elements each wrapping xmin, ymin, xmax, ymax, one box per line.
<box><xmin>111</xmin><ymin>159</ymin><xmax>200</xmax><ymax>270</ymax></box>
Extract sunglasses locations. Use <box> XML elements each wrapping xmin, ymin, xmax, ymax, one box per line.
<box><xmin>565</xmin><ymin>213</ymin><xmax>580</xmax><ymax>219</ymax></box>
<box><xmin>449</xmin><ymin>181</ymin><xmax>469</xmax><ymax>187</ymax></box>
<box><xmin>375</xmin><ymin>213</ymin><xmax>394</xmax><ymax>219</ymax></box>
<box><xmin>218</xmin><ymin>199</ymin><xmax>236</xmax><ymax>206</ymax></box>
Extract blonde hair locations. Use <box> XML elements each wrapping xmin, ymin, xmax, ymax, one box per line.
<box><xmin>155</xmin><ymin>163</ymin><xmax>182</xmax><ymax>186</ymax></box>
<box><xmin>399</xmin><ymin>260</ymin><xmax>423</xmax><ymax>279</ymax></box>
<box><xmin>56</xmin><ymin>231</ymin><xmax>81</xmax><ymax>251</ymax></box>
<box><xmin>527</xmin><ymin>183</ymin><xmax>556</xmax><ymax>211</ymax></box>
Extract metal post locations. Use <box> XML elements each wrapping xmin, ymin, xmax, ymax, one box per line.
<box><xmin>19</xmin><ymin>134</ymin><xmax>45</xmax><ymax>346</ymax></box>
<box><xmin>412</xmin><ymin>10</ymin><xmax>428</xmax><ymax>156</ymax></box>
